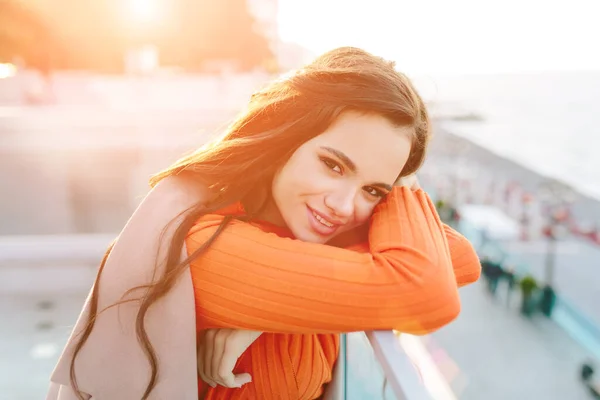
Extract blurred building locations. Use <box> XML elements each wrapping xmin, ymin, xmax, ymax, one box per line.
<box><xmin>245</xmin><ymin>0</ymin><xmax>314</xmax><ymax>71</ymax></box>
<box><xmin>246</xmin><ymin>0</ymin><xmax>278</xmax><ymax>45</ymax></box>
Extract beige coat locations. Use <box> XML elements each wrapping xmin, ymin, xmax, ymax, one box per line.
<box><xmin>47</xmin><ymin>177</ymin><xmax>209</xmax><ymax>399</ymax></box>
<box><xmin>46</xmin><ymin>176</ymin><xmax>346</xmax><ymax>399</ymax></box>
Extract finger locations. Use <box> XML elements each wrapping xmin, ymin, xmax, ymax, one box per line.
<box><xmin>198</xmin><ymin>368</ymin><xmax>217</xmax><ymax>388</ymax></box>
<box><xmin>411</xmin><ymin>177</ymin><xmax>421</xmax><ymax>190</ymax></box>
<box><xmin>407</xmin><ymin>175</ymin><xmax>419</xmax><ymax>190</ymax></box>
<box><xmin>217</xmin><ymin>367</ymin><xmax>240</xmax><ymax>389</ymax></box>
<box><xmin>216</xmin><ymin>369</ymin><xmax>252</xmax><ymax>388</ymax></box>
<box><xmin>233</xmin><ymin>373</ymin><xmax>252</xmax><ymax>388</ymax></box>
<box><xmin>217</xmin><ymin>342</ymin><xmax>251</xmax><ymax>388</ymax></box>
<box><xmin>197</xmin><ymin>343</ymin><xmax>217</xmax><ymax>388</ymax></box>
<box><xmin>395</xmin><ymin>174</ymin><xmax>416</xmax><ymax>188</ymax></box>
<box><xmin>211</xmin><ymin>329</ymin><xmax>228</xmax><ymax>386</ymax></box>
<box><xmin>202</xmin><ymin>330</ymin><xmax>217</xmax><ymax>388</ymax></box>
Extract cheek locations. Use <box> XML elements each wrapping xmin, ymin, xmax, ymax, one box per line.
<box><xmin>272</xmin><ymin>172</ymin><xmax>296</xmax><ymax>213</ymax></box>
<box><xmin>272</xmin><ymin>156</ymin><xmax>322</xmax><ymax>213</ymax></box>
<box><xmin>280</xmin><ymin>160</ymin><xmax>334</xmax><ymax>196</ymax></box>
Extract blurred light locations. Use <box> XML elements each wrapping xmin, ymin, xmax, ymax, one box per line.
<box><xmin>125</xmin><ymin>45</ymin><xmax>159</xmax><ymax>74</ymax></box>
<box><xmin>0</xmin><ymin>63</ymin><xmax>17</xmax><ymax>79</ymax></box>
<box><xmin>397</xmin><ymin>333</ymin><xmax>458</xmax><ymax>400</ymax></box>
<box><xmin>127</xmin><ymin>0</ymin><xmax>161</xmax><ymax>23</ymax></box>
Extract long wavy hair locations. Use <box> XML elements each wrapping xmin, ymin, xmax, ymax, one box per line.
<box><xmin>69</xmin><ymin>46</ymin><xmax>432</xmax><ymax>399</ymax></box>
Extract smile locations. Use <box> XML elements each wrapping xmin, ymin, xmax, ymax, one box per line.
<box><xmin>306</xmin><ymin>206</ymin><xmax>341</xmax><ymax>237</ymax></box>
<box><xmin>312</xmin><ymin>211</ymin><xmax>334</xmax><ymax>227</ymax></box>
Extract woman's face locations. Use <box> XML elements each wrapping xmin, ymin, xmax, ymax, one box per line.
<box><xmin>268</xmin><ymin>111</ymin><xmax>413</xmax><ymax>243</ymax></box>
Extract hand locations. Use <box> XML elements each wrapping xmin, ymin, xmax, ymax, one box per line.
<box><xmin>395</xmin><ymin>174</ymin><xmax>421</xmax><ymax>190</ymax></box>
<box><xmin>197</xmin><ymin>329</ymin><xmax>262</xmax><ymax>388</ymax></box>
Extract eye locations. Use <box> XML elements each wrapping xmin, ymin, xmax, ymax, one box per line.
<box><xmin>320</xmin><ymin>157</ymin><xmax>343</xmax><ymax>174</ymax></box>
<box><xmin>363</xmin><ymin>186</ymin><xmax>386</xmax><ymax>199</ymax></box>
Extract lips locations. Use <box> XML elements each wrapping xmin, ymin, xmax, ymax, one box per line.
<box><xmin>306</xmin><ymin>206</ymin><xmax>342</xmax><ymax>237</ymax></box>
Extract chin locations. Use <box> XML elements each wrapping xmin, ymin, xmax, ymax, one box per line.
<box><xmin>292</xmin><ymin>228</ymin><xmax>331</xmax><ymax>244</ymax></box>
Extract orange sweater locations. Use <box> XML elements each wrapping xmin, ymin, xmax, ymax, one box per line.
<box><xmin>186</xmin><ymin>187</ymin><xmax>481</xmax><ymax>399</ymax></box>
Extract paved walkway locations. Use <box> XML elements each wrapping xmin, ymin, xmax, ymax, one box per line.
<box><xmin>429</xmin><ymin>280</ymin><xmax>594</xmax><ymax>400</ymax></box>
<box><xmin>0</xmin><ymin>292</ymin><xmax>87</xmax><ymax>400</ymax></box>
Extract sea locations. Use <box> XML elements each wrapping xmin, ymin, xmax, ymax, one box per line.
<box><xmin>412</xmin><ymin>71</ymin><xmax>600</xmax><ymax>200</ymax></box>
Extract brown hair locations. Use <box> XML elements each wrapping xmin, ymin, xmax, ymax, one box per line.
<box><xmin>69</xmin><ymin>46</ymin><xmax>431</xmax><ymax>399</ymax></box>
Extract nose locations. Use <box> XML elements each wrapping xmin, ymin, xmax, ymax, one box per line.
<box><xmin>324</xmin><ymin>187</ymin><xmax>356</xmax><ymax>221</ymax></box>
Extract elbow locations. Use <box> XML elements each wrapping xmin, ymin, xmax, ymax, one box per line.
<box><xmin>458</xmin><ymin>266</ymin><xmax>482</xmax><ymax>287</ymax></box>
<box><xmin>398</xmin><ymin>286</ymin><xmax>461</xmax><ymax>336</ymax></box>
<box><xmin>470</xmin><ymin>259</ymin><xmax>483</xmax><ymax>283</ymax></box>
<box><xmin>432</xmin><ymin>295</ymin><xmax>461</xmax><ymax>333</ymax></box>
<box><xmin>422</xmin><ymin>259</ymin><xmax>463</xmax><ymax>333</ymax></box>
<box><xmin>408</xmin><ymin>303</ymin><xmax>461</xmax><ymax>336</ymax></box>
<box><xmin>454</xmin><ymin>238</ymin><xmax>483</xmax><ymax>288</ymax></box>
<box><xmin>433</xmin><ymin>284</ymin><xmax>462</xmax><ymax>331</ymax></box>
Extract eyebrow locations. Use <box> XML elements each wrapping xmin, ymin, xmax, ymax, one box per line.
<box><xmin>320</xmin><ymin>146</ymin><xmax>394</xmax><ymax>191</ymax></box>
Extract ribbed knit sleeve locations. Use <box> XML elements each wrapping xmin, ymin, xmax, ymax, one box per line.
<box><xmin>187</xmin><ymin>187</ymin><xmax>460</xmax><ymax>335</ymax></box>
<box><xmin>443</xmin><ymin>224</ymin><xmax>481</xmax><ymax>287</ymax></box>
<box><xmin>344</xmin><ymin>223</ymin><xmax>481</xmax><ymax>288</ymax></box>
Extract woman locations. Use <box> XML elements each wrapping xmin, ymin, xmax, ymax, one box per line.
<box><xmin>48</xmin><ymin>47</ymin><xmax>480</xmax><ymax>400</ymax></box>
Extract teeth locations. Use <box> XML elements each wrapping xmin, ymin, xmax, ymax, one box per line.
<box><xmin>313</xmin><ymin>211</ymin><xmax>334</xmax><ymax>228</ymax></box>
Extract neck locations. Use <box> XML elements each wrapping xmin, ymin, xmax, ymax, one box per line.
<box><xmin>253</xmin><ymin>196</ymin><xmax>286</xmax><ymax>227</ymax></box>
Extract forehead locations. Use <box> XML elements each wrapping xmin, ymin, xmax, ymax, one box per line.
<box><xmin>307</xmin><ymin>112</ymin><xmax>413</xmax><ymax>182</ymax></box>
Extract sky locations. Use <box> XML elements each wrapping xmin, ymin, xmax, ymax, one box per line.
<box><xmin>277</xmin><ymin>0</ymin><xmax>600</xmax><ymax>75</ymax></box>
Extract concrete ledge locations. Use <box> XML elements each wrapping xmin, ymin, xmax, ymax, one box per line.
<box><xmin>0</xmin><ymin>264</ymin><xmax>96</xmax><ymax>294</ymax></box>
<box><xmin>0</xmin><ymin>234</ymin><xmax>115</xmax><ymax>266</ymax></box>
<box><xmin>0</xmin><ymin>234</ymin><xmax>111</xmax><ymax>294</ymax></box>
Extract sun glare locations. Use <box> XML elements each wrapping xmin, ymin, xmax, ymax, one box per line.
<box><xmin>127</xmin><ymin>0</ymin><xmax>160</xmax><ymax>23</ymax></box>
<box><xmin>0</xmin><ymin>63</ymin><xmax>17</xmax><ymax>79</ymax></box>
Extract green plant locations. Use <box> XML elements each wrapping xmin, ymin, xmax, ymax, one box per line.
<box><xmin>435</xmin><ymin>199</ymin><xmax>446</xmax><ymax>209</ymax></box>
<box><xmin>520</xmin><ymin>275</ymin><xmax>538</xmax><ymax>296</ymax></box>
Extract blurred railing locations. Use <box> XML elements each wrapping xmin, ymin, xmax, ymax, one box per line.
<box><xmin>339</xmin><ymin>331</ymin><xmax>455</xmax><ymax>400</ymax></box>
